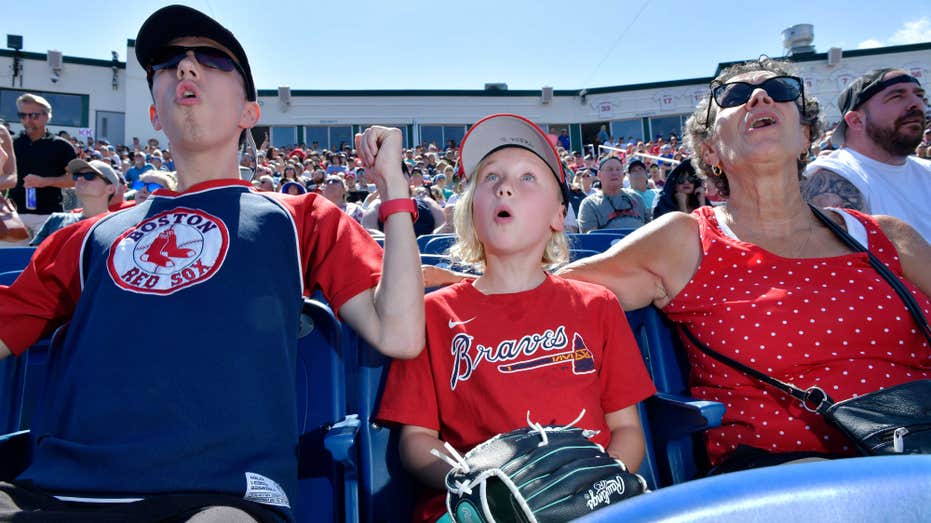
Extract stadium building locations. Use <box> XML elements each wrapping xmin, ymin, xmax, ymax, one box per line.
<box><xmin>1</xmin><ymin>25</ymin><xmax>929</xmax><ymax>151</ymax></box>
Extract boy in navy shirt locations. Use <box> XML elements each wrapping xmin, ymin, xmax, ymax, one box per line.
<box><xmin>0</xmin><ymin>5</ymin><xmax>423</xmax><ymax>522</ymax></box>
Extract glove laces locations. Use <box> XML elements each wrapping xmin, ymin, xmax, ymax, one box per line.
<box><xmin>526</xmin><ymin>408</ymin><xmax>586</xmax><ymax>447</ymax></box>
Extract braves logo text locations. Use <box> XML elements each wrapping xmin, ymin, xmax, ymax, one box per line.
<box><xmin>107</xmin><ymin>208</ymin><xmax>230</xmax><ymax>295</ymax></box>
<box><xmin>449</xmin><ymin>326</ymin><xmax>575</xmax><ymax>390</ymax></box>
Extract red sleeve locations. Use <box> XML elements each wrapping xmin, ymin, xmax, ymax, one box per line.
<box><xmin>284</xmin><ymin>193</ymin><xmax>383</xmax><ymax>316</ymax></box>
<box><xmin>598</xmin><ymin>292</ymin><xmax>656</xmax><ymax>413</ymax></box>
<box><xmin>0</xmin><ymin>219</ymin><xmax>91</xmax><ymax>354</ymax></box>
<box><xmin>375</xmin><ymin>342</ymin><xmax>439</xmax><ymax>431</ymax></box>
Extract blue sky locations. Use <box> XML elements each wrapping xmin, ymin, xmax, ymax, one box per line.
<box><xmin>4</xmin><ymin>1</ymin><xmax>931</xmax><ymax>91</ymax></box>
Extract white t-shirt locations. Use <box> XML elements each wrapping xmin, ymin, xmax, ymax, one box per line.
<box><xmin>804</xmin><ymin>148</ymin><xmax>931</xmax><ymax>242</ymax></box>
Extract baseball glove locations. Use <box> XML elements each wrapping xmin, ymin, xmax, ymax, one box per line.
<box><xmin>434</xmin><ymin>421</ymin><xmax>648</xmax><ymax>523</ymax></box>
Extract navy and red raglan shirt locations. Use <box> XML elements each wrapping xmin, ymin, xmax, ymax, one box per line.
<box><xmin>0</xmin><ymin>179</ymin><xmax>383</xmax><ymax>518</ymax></box>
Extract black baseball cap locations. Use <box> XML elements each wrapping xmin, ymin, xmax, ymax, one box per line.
<box><xmin>135</xmin><ymin>5</ymin><xmax>256</xmax><ymax>102</ymax></box>
<box><xmin>627</xmin><ymin>159</ymin><xmax>647</xmax><ymax>172</ymax></box>
<box><xmin>833</xmin><ymin>68</ymin><xmax>920</xmax><ymax>144</ymax></box>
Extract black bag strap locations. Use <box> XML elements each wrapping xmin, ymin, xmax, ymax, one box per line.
<box><xmin>809</xmin><ymin>205</ymin><xmax>931</xmax><ymax>346</ymax></box>
<box><xmin>679</xmin><ymin>325</ymin><xmax>834</xmax><ymax>414</ymax></box>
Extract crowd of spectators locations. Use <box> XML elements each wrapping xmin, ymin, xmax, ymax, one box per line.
<box><xmin>8</xmin><ymin>115</ymin><xmax>931</xmax><ymax>247</ymax></box>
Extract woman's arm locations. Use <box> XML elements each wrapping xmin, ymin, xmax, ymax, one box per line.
<box><xmin>874</xmin><ymin>215</ymin><xmax>931</xmax><ymax>297</ymax></box>
<box><xmin>399</xmin><ymin>425</ymin><xmax>453</xmax><ymax>490</ymax></box>
<box><xmin>604</xmin><ymin>406</ymin><xmax>646</xmax><ymax>472</ymax></box>
<box><xmin>556</xmin><ymin>212</ymin><xmax>703</xmax><ymax>310</ymax></box>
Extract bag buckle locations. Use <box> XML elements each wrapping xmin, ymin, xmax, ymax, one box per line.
<box><xmin>893</xmin><ymin>427</ymin><xmax>909</xmax><ymax>453</ymax></box>
<box><xmin>801</xmin><ymin>386</ymin><xmax>829</xmax><ymax>413</ymax></box>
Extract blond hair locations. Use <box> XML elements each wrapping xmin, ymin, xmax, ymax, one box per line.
<box><xmin>16</xmin><ymin>93</ymin><xmax>52</xmax><ymax>118</ymax></box>
<box><xmin>448</xmin><ymin>154</ymin><xmax>568</xmax><ymax>272</ymax></box>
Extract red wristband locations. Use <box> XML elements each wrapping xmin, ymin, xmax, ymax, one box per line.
<box><xmin>379</xmin><ymin>198</ymin><xmax>418</xmax><ymax>223</ymax></box>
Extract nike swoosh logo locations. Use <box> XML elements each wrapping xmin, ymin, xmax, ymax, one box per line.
<box><xmin>448</xmin><ymin>317</ymin><xmax>477</xmax><ymax>328</ymax></box>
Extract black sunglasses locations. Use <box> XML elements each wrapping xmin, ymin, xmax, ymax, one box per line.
<box><xmin>72</xmin><ymin>171</ymin><xmax>107</xmax><ymax>183</ymax></box>
<box><xmin>146</xmin><ymin>45</ymin><xmax>245</xmax><ymax>81</ymax></box>
<box><xmin>705</xmin><ymin>75</ymin><xmax>804</xmax><ymax>127</ymax></box>
<box><xmin>17</xmin><ymin>112</ymin><xmax>44</xmax><ymax>120</ymax></box>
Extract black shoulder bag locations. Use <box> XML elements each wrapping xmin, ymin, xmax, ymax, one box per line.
<box><xmin>681</xmin><ymin>206</ymin><xmax>931</xmax><ymax>455</ymax></box>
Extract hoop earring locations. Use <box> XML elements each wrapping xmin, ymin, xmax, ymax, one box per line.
<box><xmin>711</xmin><ymin>165</ymin><xmax>724</xmax><ymax>177</ymax></box>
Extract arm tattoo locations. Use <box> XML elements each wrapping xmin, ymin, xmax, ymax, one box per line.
<box><xmin>801</xmin><ymin>169</ymin><xmax>868</xmax><ymax>212</ymax></box>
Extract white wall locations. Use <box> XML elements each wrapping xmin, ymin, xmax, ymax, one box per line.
<box><xmin>3</xmin><ymin>43</ymin><xmax>930</xmax><ymax>147</ymax></box>
<box><xmin>0</xmin><ymin>52</ymin><xmax>126</xmax><ymax>138</ymax></box>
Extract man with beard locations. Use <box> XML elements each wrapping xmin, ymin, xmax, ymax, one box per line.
<box><xmin>803</xmin><ymin>69</ymin><xmax>930</xmax><ymax>241</ymax></box>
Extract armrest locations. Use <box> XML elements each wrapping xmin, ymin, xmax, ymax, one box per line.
<box><xmin>324</xmin><ymin>414</ymin><xmax>360</xmax><ymax>470</ymax></box>
<box><xmin>0</xmin><ymin>430</ymin><xmax>31</xmax><ymax>481</ymax></box>
<box><xmin>646</xmin><ymin>393</ymin><xmax>725</xmax><ymax>440</ymax></box>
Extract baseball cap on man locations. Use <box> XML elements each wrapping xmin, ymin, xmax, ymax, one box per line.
<box><xmin>627</xmin><ymin>159</ymin><xmax>647</xmax><ymax>172</ymax></box>
<box><xmin>67</xmin><ymin>159</ymin><xmax>121</xmax><ymax>187</ymax></box>
<box><xmin>458</xmin><ymin>113</ymin><xmax>568</xmax><ymax>204</ymax></box>
<box><xmin>833</xmin><ymin>68</ymin><xmax>921</xmax><ymax>144</ymax></box>
<box><xmin>134</xmin><ymin>5</ymin><xmax>256</xmax><ymax>102</ymax></box>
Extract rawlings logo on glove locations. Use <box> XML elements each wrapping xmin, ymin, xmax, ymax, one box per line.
<box><xmin>432</xmin><ymin>412</ymin><xmax>649</xmax><ymax>523</ymax></box>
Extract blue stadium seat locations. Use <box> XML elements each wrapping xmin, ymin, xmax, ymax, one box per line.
<box><xmin>420</xmin><ymin>254</ymin><xmax>452</xmax><ymax>268</ymax></box>
<box><xmin>576</xmin><ymin>455</ymin><xmax>931</xmax><ymax>523</ymax></box>
<box><xmin>0</xmin><ymin>247</ymin><xmax>35</xmax><ymax>274</ymax></box>
<box><xmin>568</xmin><ymin>248</ymin><xmax>599</xmax><ymax>261</ymax></box>
<box><xmin>345</xmin><ymin>331</ymin><xmax>414</xmax><ymax>523</ymax></box>
<box><xmin>294</xmin><ymin>297</ymin><xmax>359</xmax><ymax>523</ymax></box>
<box><xmin>567</xmin><ymin>231</ymin><xmax>629</xmax><ymax>252</ymax></box>
<box><xmin>0</xmin><ymin>269</ymin><xmax>57</xmax><ymax>435</ymax></box>
<box><xmin>421</xmin><ymin>235</ymin><xmax>457</xmax><ymax>255</ymax></box>
<box><xmin>416</xmin><ymin>233</ymin><xmax>454</xmax><ymax>253</ymax></box>
<box><xmin>625</xmin><ymin>307</ymin><xmax>724</xmax><ymax>486</ymax></box>
<box><xmin>0</xmin><ymin>270</ymin><xmax>22</xmax><ymax>285</ymax></box>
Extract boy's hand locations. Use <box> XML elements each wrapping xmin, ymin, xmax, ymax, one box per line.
<box><xmin>356</xmin><ymin>127</ymin><xmax>406</xmax><ymax>200</ymax></box>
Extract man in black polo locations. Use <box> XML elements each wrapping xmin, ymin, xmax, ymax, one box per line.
<box><xmin>10</xmin><ymin>93</ymin><xmax>76</xmax><ymax>240</ymax></box>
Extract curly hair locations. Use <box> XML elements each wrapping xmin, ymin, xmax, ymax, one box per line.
<box><xmin>449</xmin><ymin>154</ymin><xmax>568</xmax><ymax>272</ymax></box>
<box><xmin>684</xmin><ymin>57</ymin><xmax>823</xmax><ymax>198</ymax></box>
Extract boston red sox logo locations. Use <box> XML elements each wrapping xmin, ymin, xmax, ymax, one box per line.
<box><xmin>107</xmin><ymin>207</ymin><xmax>229</xmax><ymax>295</ymax></box>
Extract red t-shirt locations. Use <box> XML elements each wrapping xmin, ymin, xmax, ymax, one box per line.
<box><xmin>377</xmin><ymin>274</ymin><xmax>656</xmax><ymax>522</ymax></box>
<box><xmin>664</xmin><ymin>206</ymin><xmax>931</xmax><ymax>465</ymax></box>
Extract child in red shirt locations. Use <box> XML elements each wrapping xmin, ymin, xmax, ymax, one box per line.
<box><xmin>377</xmin><ymin>114</ymin><xmax>656</xmax><ymax>522</ymax></box>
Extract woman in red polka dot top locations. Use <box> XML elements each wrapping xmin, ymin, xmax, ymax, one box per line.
<box><xmin>559</xmin><ymin>58</ymin><xmax>931</xmax><ymax>472</ymax></box>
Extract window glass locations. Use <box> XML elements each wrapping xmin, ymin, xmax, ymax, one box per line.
<box><xmin>1</xmin><ymin>88</ymin><xmax>88</xmax><ymax>127</ymax></box>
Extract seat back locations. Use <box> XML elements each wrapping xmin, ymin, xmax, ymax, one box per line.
<box><xmin>0</xmin><ymin>247</ymin><xmax>35</xmax><ymax>274</ymax></box>
<box><xmin>568</xmin><ymin>248</ymin><xmax>599</xmax><ymax>261</ymax></box>
<box><xmin>346</xmin><ymin>333</ymin><xmax>413</xmax><ymax>523</ymax></box>
<box><xmin>626</xmin><ymin>307</ymin><xmax>714</xmax><ymax>486</ymax></box>
<box><xmin>0</xmin><ymin>351</ymin><xmax>27</xmax><ymax>434</ymax></box>
<box><xmin>566</xmin><ymin>230</ymin><xmax>633</xmax><ymax>252</ymax></box>
<box><xmin>0</xmin><ymin>269</ymin><xmax>56</xmax><ymax>434</ymax></box>
<box><xmin>416</xmin><ymin>233</ymin><xmax>454</xmax><ymax>253</ymax></box>
<box><xmin>421</xmin><ymin>235</ymin><xmax>457</xmax><ymax>255</ymax></box>
<box><xmin>294</xmin><ymin>298</ymin><xmax>355</xmax><ymax>523</ymax></box>
<box><xmin>576</xmin><ymin>455</ymin><xmax>931</xmax><ymax>523</ymax></box>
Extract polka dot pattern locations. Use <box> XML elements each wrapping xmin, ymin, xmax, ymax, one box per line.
<box><xmin>664</xmin><ymin>207</ymin><xmax>931</xmax><ymax>465</ymax></box>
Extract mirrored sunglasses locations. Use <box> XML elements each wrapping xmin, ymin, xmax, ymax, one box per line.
<box><xmin>132</xmin><ymin>181</ymin><xmax>164</xmax><ymax>192</ymax></box>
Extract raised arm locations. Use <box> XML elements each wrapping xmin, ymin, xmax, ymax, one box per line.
<box><xmin>556</xmin><ymin>212</ymin><xmax>703</xmax><ymax>310</ymax></box>
<box><xmin>801</xmin><ymin>168</ymin><xmax>868</xmax><ymax>212</ymax></box>
<box><xmin>339</xmin><ymin>127</ymin><xmax>424</xmax><ymax>359</ymax></box>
